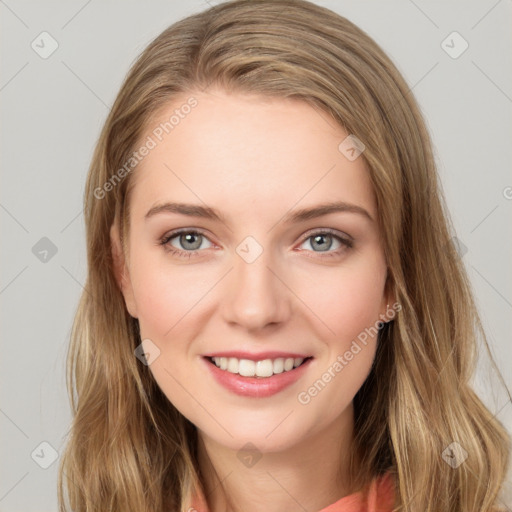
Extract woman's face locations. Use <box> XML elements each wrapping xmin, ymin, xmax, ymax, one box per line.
<box><xmin>113</xmin><ymin>88</ymin><xmax>392</xmax><ymax>453</ymax></box>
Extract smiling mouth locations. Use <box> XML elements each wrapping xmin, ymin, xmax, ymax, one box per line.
<box><xmin>205</xmin><ymin>356</ymin><xmax>313</xmax><ymax>378</ymax></box>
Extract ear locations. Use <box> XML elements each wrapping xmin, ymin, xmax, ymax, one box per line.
<box><xmin>380</xmin><ymin>268</ymin><xmax>398</xmax><ymax>322</ymax></box>
<box><xmin>110</xmin><ymin>221</ymin><xmax>138</xmax><ymax>318</ymax></box>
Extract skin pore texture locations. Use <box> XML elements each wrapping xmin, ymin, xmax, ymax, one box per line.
<box><xmin>112</xmin><ymin>88</ymin><xmax>394</xmax><ymax>512</ymax></box>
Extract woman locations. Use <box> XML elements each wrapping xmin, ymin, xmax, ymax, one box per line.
<box><xmin>58</xmin><ymin>1</ymin><xmax>511</xmax><ymax>511</ymax></box>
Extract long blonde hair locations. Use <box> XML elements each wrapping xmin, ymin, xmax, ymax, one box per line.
<box><xmin>58</xmin><ymin>1</ymin><xmax>511</xmax><ymax>510</ymax></box>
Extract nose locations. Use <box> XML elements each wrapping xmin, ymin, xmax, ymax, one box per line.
<box><xmin>220</xmin><ymin>245</ymin><xmax>292</xmax><ymax>332</ymax></box>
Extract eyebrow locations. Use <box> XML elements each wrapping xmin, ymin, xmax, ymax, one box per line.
<box><xmin>144</xmin><ymin>200</ymin><xmax>373</xmax><ymax>224</ymax></box>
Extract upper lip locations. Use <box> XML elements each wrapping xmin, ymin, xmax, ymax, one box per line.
<box><xmin>202</xmin><ymin>351</ymin><xmax>312</xmax><ymax>361</ymax></box>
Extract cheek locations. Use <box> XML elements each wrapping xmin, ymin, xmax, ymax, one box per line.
<box><xmin>129</xmin><ymin>253</ymin><xmax>212</xmax><ymax>338</ymax></box>
<box><xmin>293</xmin><ymin>263</ymin><xmax>385</xmax><ymax>418</ymax></box>
<box><xmin>128</xmin><ymin>255</ymin><xmax>209</xmax><ymax>413</ymax></box>
<box><xmin>294</xmin><ymin>254</ymin><xmax>387</xmax><ymax>343</ymax></box>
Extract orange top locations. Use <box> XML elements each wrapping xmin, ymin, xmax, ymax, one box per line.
<box><xmin>190</xmin><ymin>472</ymin><xmax>395</xmax><ymax>512</ymax></box>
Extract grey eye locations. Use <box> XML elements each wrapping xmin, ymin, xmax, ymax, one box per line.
<box><xmin>170</xmin><ymin>232</ymin><xmax>212</xmax><ymax>251</ymax></box>
<box><xmin>302</xmin><ymin>233</ymin><xmax>342</xmax><ymax>252</ymax></box>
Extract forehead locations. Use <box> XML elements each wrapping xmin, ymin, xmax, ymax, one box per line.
<box><xmin>128</xmin><ymin>90</ymin><xmax>376</xmax><ymax>225</ymax></box>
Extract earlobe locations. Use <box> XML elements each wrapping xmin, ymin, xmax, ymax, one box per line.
<box><xmin>385</xmin><ymin>286</ymin><xmax>397</xmax><ymax>315</ymax></box>
<box><xmin>110</xmin><ymin>221</ymin><xmax>138</xmax><ymax>318</ymax></box>
<box><xmin>380</xmin><ymin>271</ymin><xmax>397</xmax><ymax>323</ymax></box>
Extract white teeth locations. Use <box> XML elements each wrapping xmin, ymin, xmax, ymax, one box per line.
<box><xmin>238</xmin><ymin>359</ymin><xmax>255</xmax><ymax>377</ymax></box>
<box><xmin>211</xmin><ymin>356</ymin><xmax>306</xmax><ymax>377</ymax></box>
<box><xmin>256</xmin><ymin>359</ymin><xmax>274</xmax><ymax>377</ymax></box>
<box><xmin>273</xmin><ymin>358</ymin><xmax>284</xmax><ymax>374</ymax></box>
<box><xmin>227</xmin><ymin>357</ymin><xmax>239</xmax><ymax>373</ymax></box>
<box><xmin>283</xmin><ymin>358</ymin><xmax>294</xmax><ymax>371</ymax></box>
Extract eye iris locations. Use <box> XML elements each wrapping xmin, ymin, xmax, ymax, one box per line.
<box><xmin>311</xmin><ymin>234</ymin><xmax>332</xmax><ymax>252</ymax></box>
<box><xmin>180</xmin><ymin>232</ymin><xmax>202</xmax><ymax>250</ymax></box>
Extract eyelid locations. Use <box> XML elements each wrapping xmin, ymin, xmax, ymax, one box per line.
<box><xmin>294</xmin><ymin>228</ymin><xmax>354</xmax><ymax>257</ymax></box>
<box><xmin>160</xmin><ymin>227</ymin><xmax>215</xmax><ymax>247</ymax></box>
<box><xmin>299</xmin><ymin>227</ymin><xmax>353</xmax><ymax>243</ymax></box>
<box><xmin>160</xmin><ymin>226</ymin><xmax>353</xmax><ymax>257</ymax></box>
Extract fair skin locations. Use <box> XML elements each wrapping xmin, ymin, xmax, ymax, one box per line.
<box><xmin>111</xmin><ymin>88</ymin><xmax>394</xmax><ymax>512</ymax></box>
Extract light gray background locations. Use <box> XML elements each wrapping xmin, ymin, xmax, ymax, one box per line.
<box><xmin>1</xmin><ymin>1</ymin><xmax>511</xmax><ymax>510</ymax></box>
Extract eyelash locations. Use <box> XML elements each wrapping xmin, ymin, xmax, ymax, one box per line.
<box><xmin>158</xmin><ymin>228</ymin><xmax>353</xmax><ymax>260</ymax></box>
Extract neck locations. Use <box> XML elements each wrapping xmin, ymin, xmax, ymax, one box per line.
<box><xmin>196</xmin><ymin>404</ymin><xmax>358</xmax><ymax>512</ymax></box>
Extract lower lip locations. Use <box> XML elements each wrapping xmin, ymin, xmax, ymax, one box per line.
<box><xmin>202</xmin><ymin>357</ymin><xmax>313</xmax><ymax>398</ymax></box>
